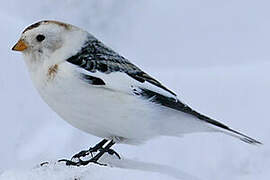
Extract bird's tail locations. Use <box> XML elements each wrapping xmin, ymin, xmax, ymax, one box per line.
<box><xmin>218</xmin><ymin>126</ymin><xmax>262</xmax><ymax>145</ymax></box>
<box><xmin>204</xmin><ymin>117</ymin><xmax>262</xmax><ymax>145</ymax></box>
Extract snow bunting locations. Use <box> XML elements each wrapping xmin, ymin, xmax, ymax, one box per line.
<box><xmin>12</xmin><ymin>20</ymin><xmax>261</xmax><ymax>166</ymax></box>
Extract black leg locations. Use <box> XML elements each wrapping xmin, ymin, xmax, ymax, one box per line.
<box><xmin>58</xmin><ymin>139</ymin><xmax>120</xmax><ymax>166</ymax></box>
<box><xmin>89</xmin><ymin>140</ymin><xmax>115</xmax><ymax>162</ymax></box>
<box><xmin>71</xmin><ymin>139</ymin><xmax>108</xmax><ymax>159</ymax></box>
<box><xmin>79</xmin><ymin>140</ymin><xmax>116</xmax><ymax>166</ymax></box>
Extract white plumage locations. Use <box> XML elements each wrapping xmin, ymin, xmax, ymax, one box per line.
<box><xmin>12</xmin><ymin>20</ymin><xmax>261</xmax><ymax>147</ymax></box>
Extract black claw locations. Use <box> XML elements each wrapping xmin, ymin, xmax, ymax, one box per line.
<box><xmin>107</xmin><ymin>149</ymin><xmax>121</xmax><ymax>159</ymax></box>
<box><xmin>40</xmin><ymin>162</ymin><xmax>49</xmax><ymax>166</ymax></box>
<box><xmin>58</xmin><ymin>159</ymin><xmax>80</xmax><ymax>166</ymax></box>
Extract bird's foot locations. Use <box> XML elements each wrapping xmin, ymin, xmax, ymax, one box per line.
<box><xmin>57</xmin><ymin>139</ymin><xmax>119</xmax><ymax>166</ymax></box>
<box><xmin>71</xmin><ymin>139</ymin><xmax>108</xmax><ymax>160</ymax></box>
<box><xmin>71</xmin><ymin>149</ymin><xmax>92</xmax><ymax>160</ymax></box>
<box><xmin>58</xmin><ymin>158</ymin><xmax>107</xmax><ymax>166</ymax></box>
<box><xmin>58</xmin><ymin>147</ymin><xmax>120</xmax><ymax>166</ymax></box>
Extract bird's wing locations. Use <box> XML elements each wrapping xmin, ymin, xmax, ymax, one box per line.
<box><xmin>66</xmin><ymin>36</ymin><xmax>261</xmax><ymax>145</ymax></box>
<box><xmin>66</xmin><ymin>37</ymin><xmax>176</xmax><ymax>97</ymax></box>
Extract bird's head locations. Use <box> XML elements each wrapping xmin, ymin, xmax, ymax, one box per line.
<box><xmin>12</xmin><ymin>20</ymin><xmax>88</xmax><ymax>70</ymax></box>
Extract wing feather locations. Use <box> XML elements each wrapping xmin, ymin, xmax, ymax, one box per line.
<box><xmin>66</xmin><ymin>36</ymin><xmax>176</xmax><ymax>97</ymax></box>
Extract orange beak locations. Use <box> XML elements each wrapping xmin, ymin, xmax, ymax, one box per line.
<box><xmin>12</xmin><ymin>39</ymin><xmax>28</xmax><ymax>51</ymax></box>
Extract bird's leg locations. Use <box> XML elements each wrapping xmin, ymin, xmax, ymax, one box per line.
<box><xmin>59</xmin><ymin>139</ymin><xmax>120</xmax><ymax>166</ymax></box>
<box><xmin>58</xmin><ymin>139</ymin><xmax>108</xmax><ymax>165</ymax></box>
<box><xmin>71</xmin><ymin>139</ymin><xmax>108</xmax><ymax>160</ymax></box>
<box><xmin>78</xmin><ymin>140</ymin><xmax>118</xmax><ymax>166</ymax></box>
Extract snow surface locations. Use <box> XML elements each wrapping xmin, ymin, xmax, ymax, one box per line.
<box><xmin>0</xmin><ymin>155</ymin><xmax>200</xmax><ymax>180</ymax></box>
<box><xmin>0</xmin><ymin>0</ymin><xmax>270</xmax><ymax>179</ymax></box>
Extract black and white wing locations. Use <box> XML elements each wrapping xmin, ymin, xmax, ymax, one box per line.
<box><xmin>66</xmin><ymin>36</ymin><xmax>176</xmax><ymax>96</ymax></box>
<box><xmin>66</xmin><ymin>35</ymin><xmax>261</xmax><ymax>145</ymax></box>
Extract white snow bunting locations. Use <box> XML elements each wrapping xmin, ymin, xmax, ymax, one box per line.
<box><xmin>12</xmin><ymin>20</ymin><xmax>261</xmax><ymax>166</ymax></box>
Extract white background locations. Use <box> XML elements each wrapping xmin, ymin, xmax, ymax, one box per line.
<box><xmin>0</xmin><ymin>0</ymin><xmax>269</xmax><ymax>179</ymax></box>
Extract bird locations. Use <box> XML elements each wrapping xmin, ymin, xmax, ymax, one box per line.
<box><xmin>12</xmin><ymin>20</ymin><xmax>261</xmax><ymax>166</ymax></box>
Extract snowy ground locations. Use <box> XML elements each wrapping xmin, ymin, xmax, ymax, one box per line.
<box><xmin>0</xmin><ymin>1</ymin><xmax>269</xmax><ymax>180</ymax></box>
<box><xmin>0</xmin><ymin>155</ymin><xmax>201</xmax><ymax>180</ymax></box>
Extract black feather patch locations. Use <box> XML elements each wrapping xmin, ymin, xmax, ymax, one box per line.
<box><xmin>138</xmin><ymin>87</ymin><xmax>229</xmax><ymax>130</ymax></box>
<box><xmin>127</xmin><ymin>73</ymin><xmax>145</xmax><ymax>83</ymax></box>
<box><xmin>81</xmin><ymin>74</ymin><xmax>105</xmax><ymax>85</ymax></box>
<box><xmin>23</xmin><ymin>22</ymin><xmax>42</xmax><ymax>33</ymax></box>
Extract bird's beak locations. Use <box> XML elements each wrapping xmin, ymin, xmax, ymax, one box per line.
<box><xmin>12</xmin><ymin>39</ymin><xmax>28</xmax><ymax>51</ymax></box>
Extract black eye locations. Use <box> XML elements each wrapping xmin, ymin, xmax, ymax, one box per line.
<box><xmin>36</xmin><ymin>34</ymin><xmax>45</xmax><ymax>42</ymax></box>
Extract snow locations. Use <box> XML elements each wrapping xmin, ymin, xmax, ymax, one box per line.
<box><xmin>1</xmin><ymin>0</ymin><xmax>270</xmax><ymax>179</ymax></box>
<box><xmin>0</xmin><ymin>156</ymin><xmax>200</xmax><ymax>180</ymax></box>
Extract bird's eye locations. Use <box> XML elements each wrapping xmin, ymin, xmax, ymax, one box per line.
<box><xmin>36</xmin><ymin>34</ymin><xmax>45</xmax><ymax>42</ymax></box>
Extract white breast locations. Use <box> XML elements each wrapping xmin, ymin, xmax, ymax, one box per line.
<box><xmin>28</xmin><ymin>62</ymin><xmax>158</xmax><ymax>142</ymax></box>
<box><xmin>28</xmin><ymin>62</ymin><xmax>210</xmax><ymax>144</ymax></box>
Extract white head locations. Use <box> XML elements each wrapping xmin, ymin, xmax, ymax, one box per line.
<box><xmin>12</xmin><ymin>20</ymin><xmax>88</xmax><ymax>70</ymax></box>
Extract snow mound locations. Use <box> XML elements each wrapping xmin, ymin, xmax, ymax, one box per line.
<box><xmin>0</xmin><ymin>155</ymin><xmax>200</xmax><ymax>180</ymax></box>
